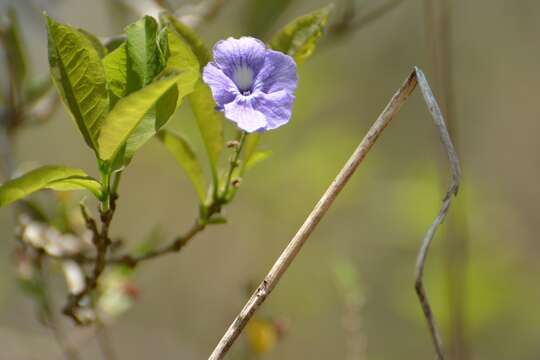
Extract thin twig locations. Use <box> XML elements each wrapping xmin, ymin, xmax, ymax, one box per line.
<box><xmin>63</xmin><ymin>202</ymin><xmax>116</xmax><ymax>324</ymax></box>
<box><xmin>208</xmin><ymin>67</ymin><xmax>461</xmax><ymax>360</ymax></box>
<box><xmin>111</xmin><ymin>220</ymin><xmax>205</xmax><ymax>267</ymax></box>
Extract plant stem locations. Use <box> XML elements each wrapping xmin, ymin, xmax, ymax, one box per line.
<box><xmin>111</xmin><ymin>219</ymin><xmax>205</xmax><ymax>267</ymax></box>
<box><xmin>63</xmin><ymin>200</ymin><xmax>116</xmax><ymax>324</ymax></box>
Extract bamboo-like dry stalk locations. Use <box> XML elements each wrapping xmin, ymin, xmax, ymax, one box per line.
<box><xmin>208</xmin><ymin>67</ymin><xmax>461</xmax><ymax>360</ymax></box>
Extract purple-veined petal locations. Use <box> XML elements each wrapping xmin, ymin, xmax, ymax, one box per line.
<box><xmin>212</xmin><ymin>37</ymin><xmax>267</xmax><ymax>79</ymax></box>
<box><xmin>253</xmin><ymin>50</ymin><xmax>297</xmax><ymax>95</ymax></box>
<box><xmin>224</xmin><ymin>97</ymin><xmax>267</xmax><ymax>133</ymax></box>
<box><xmin>253</xmin><ymin>90</ymin><xmax>295</xmax><ymax>130</ymax></box>
<box><xmin>202</xmin><ymin>62</ymin><xmax>238</xmax><ymax>108</ymax></box>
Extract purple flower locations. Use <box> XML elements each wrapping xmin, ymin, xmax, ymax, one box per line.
<box><xmin>203</xmin><ymin>37</ymin><xmax>298</xmax><ymax>133</ymax></box>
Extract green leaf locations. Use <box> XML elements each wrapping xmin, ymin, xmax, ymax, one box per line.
<box><xmin>188</xmin><ymin>81</ymin><xmax>224</xmax><ymax>179</ymax></box>
<box><xmin>97</xmin><ymin>73</ymin><xmax>181</xmax><ymax>161</ymax></box>
<box><xmin>3</xmin><ymin>7</ymin><xmax>27</xmax><ymax>85</ymax></box>
<box><xmin>161</xmin><ymin>14</ymin><xmax>211</xmax><ymax>66</ymax></box>
<box><xmin>125</xmin><ymin>16</ymin><xmax>162</xmax><ymax>92</ymax></box>
<box><xmin>78</xmin><ymin>28</ymin><xmax>107</xmax><ymax>58</ymax></box>
<box><xmin>0</xmin><ymin>166</ymin><xmax>102</xmax><ymax>207</ymax></box>
<box><xmin>46</xmin><ymin>16</ymin><xmax>109</xmax><ymax>151</ymax></box>
<box><xmin>270</xmin><ymin>5</ymin><xmax>333</xmax><ymax>64</ymax></box>
<box><xmin>158</xmin><ymin>130</ymin><xmax>206</xmax><ymax>202</ymax></box>
<box><xmin>103</xmin><ymin>42</ymin><xmax>128</xmax><ymax>106</ymax></box>
<box><xmin>102</xmin><ymin>28</ymin><xmax>200</xmax><ymax>165</ymax></box>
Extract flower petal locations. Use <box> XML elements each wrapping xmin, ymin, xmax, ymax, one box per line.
<box><xmin>212</xmin><ymin>37</ymin><xmax>267</xmax><ymax>78</ymax></box>
<box><xmin>203</xmin><ymin>62</ymin><xmax>238</xmax><ymax>108</ymax></box>
<box><xmin>224</xmin><ymin>97</ymin><xmax>267</xmax><ymax>133</ymax></box>
<box><xmin>253</xmin><ymin>90</ymin><xmax>295</xmax><ymax>130</ymax></box>
<box><xmin>254</xmin><ymin>50</ymin><xmax>297</xmax><ymax>94</ymax></box>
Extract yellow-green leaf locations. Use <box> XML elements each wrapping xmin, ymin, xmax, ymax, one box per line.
<box><xmin>0</xmin><ymin>166</ymin><xmax>102</xmax><ymax>207</ymax></box>
<box><xmin>158</xmin><ymin>130</ymin><xmax>206</xmax><ymax>202</ymax></box>
<box><xmin>164</xmin><ymin>28</ymin><xmax>200</xmax><ymax>108</ymax></box>
<box><xmin>123</xmin><ymin>84</ymin><xmax>178</xmax><ymax>163</ymax></box>
<box><xmin>270</xmin><ymin>5</ymin><xmax>333</xmax><ymax>64</ymax></box>
<box><xmin>98</xmin><ymin>74</ymin><xmax>181</xmax><ymax>160</ymax></box>
<box><xmin>46</xmin><ymin>16</ymin><xmax>109</xmax><ymax>151</ymax></box>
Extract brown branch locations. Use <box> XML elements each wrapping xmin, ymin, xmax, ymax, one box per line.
<box><xmin>63</xmin><ymin>202</ymin><xmax>116</xmax><ymax>324</ymax></box>
<box><xmin>208</xmin><ymin>67</ymin><xmax>461</xmax><ymax>360</ymax></box>
<box><xmin>110</xmin><ymin>220</ymin><xmax>206</xmax><ymax>267</ymax></box>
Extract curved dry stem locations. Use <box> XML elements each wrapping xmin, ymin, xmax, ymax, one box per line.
<box><xmin>208</xmin><ymin>67</ymin><xmax>461</xmax><ymax>360</ymax></box>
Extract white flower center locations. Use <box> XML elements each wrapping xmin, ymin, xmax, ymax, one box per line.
<box><xmin>233</xmin><ymin>65</ymin><xmax>254</xmax><ymax>92</ymax></box>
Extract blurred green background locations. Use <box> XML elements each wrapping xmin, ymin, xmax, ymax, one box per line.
<box><xmin>1</xmin><ymin>0</ymin><xmax>539</xmax><ymax>359</ymax></box>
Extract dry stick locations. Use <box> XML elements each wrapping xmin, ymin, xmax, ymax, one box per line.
<box><xmin>208</xmin><ymin>67</ymin><xmax>461</xmax><ymax>360</ymax></box>
<box><xmin>414</xmin><ymin>68</ymin><xmax>460</xmax><ymax>360</ymax></box>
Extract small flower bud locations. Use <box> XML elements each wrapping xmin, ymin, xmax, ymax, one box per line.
<box><xmin>232</xmin><ymin>178</ymin><xmax>242</xmax><ymax>188</ymax></box>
